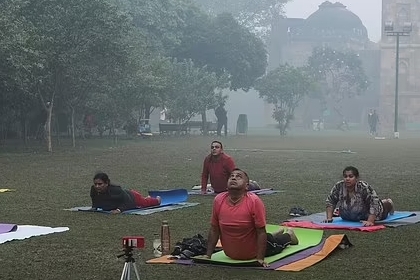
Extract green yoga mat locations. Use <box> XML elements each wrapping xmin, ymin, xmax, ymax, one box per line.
<box><xmin>193</xmin><ymin>224</ymin><xmax>323</xmax><ymax>266</ymax></box>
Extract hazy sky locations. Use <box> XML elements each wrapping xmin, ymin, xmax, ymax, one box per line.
<box><xmin>284</xmin><ymin>0</ymin><xmax>382</xmax><ymax>42</ymax></box>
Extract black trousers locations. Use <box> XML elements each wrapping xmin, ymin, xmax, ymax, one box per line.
<box><xmin>217</xmin><ymin>120</ymin><xmax>227</xmax><ymax>136</ymax></box>
<box><xmin>265</xmin><ymin>233</ymin><xmax>292</xmax><ymax>257</ymax></box>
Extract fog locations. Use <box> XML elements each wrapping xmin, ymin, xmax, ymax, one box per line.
<box><xmin>223</xmin><ymin>0</ymin><xmax>384</xmax><ymax>131</ymax></box>
<box><xmin>285</xmin><ymin>0</ymin><xmax>382</xmax><ymax>42</ymax></box>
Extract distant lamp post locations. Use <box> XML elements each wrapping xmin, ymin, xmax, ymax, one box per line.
<box><xmin>384</xmin><ymin>21</ymin><xmax>412</xmax><ymax>139</ymax></box>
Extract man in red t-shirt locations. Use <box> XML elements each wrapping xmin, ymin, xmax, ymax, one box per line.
<box><xmin>201</xmin><ymin>141</ymin><xmax>236</xmax><ymax>194</ymax></box>
<box><xmin>204</xmin><ymin>168</ymin><xmax>298</xmax><ymax>267</ymax></box>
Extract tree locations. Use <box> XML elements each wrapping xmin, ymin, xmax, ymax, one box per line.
<box><xmin>114</xmin><ymin>0</ymin><xmax>197</xmax><ymax>54</ymax></box>
<box><xmin>12</xmin><ymin>0</ymin><xmax>134</xmax><ymax>151</ymax></box>
<box><xmin>0</xmin><ymin>0</ymin><xmax>42</xmax><ymax>142</ymax></box>
<box><xmin>307</xmin><ymin>47</ymin><xmax>370</xmax><ymax>123</ymax></box>
<box><xmin>127</xmin><ymin>54</ymin><xmax>173</xmax><ymax>122</ymax></box>
<box><xmin>255</xmin><ymin>64</ymin><xmax>313</xmax><ymax>136</ymax></box>
<box><xmin>173</xmin><ymin>13</ymin><xmax>267</xmax><ymax>91</ymax></box>
<box><xmin>165</xmin><ymin>59</ymin><xmax>228</xmax><ymax>131</ymax></box>
<box><xmin>191</xmin><ymin>0</ymin><xmax>288</xmax><ymax>34</ymax></box>
<box><xmin>191</xmin><ymin>0</ymin><xmax>289</xmax><ymax>64</ymax></box>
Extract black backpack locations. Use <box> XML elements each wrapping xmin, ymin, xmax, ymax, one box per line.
<box><xmin>171</xmin><ymin>234</ymin><xmax>208</xmax><ymax>259</ymax></box>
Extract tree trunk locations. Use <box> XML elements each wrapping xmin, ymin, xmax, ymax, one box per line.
<box><xmin>201</xmin><ymin>111</ymin><xmax>208</xmax><ymax>135</ymax></box>
<box><xmin>71</xmin><ymin>106</ymin><xmax>76</xmax><ymax>148</ymax></box>
<box><xmin>24</xmin><ymin>119</ymin><xmax>28</xmax><ymax>145</ymax></box>
<box><xmin>144</xmin><ymin>104</ymin><xmax>151</xmax><ymax>120</ymax></box>
<box><xmin>46</xmin><ymin>104</ymin><xmax>53</xmax><ymax>152</ymax></box>
<box><xmin>112</xmin><ymin>119</ymin><xmax>117</xmax><ymax>145</ymax></box>
<box><xmin>20</xmin><ymin>111</ymin><xmax>28</xmax><ymax>145</ymax></box>
<box><xmin>278</xmin><ymin>122</ymin><xmax>286</xmax><ymax>136</ymax></box>
<box><xmin>0</xmin><ymin>123</ymin><xmax>5</xmax><ymax>143</ymax></box>
<box><xmin>80</xmin><ymin>116</ymin><xmax>86</xmax><ymax>139</ymax></box>
<box><xmin>55</xmin><ymin>113</ymin><xmax>60</xmax><ymax>146</ymax></box>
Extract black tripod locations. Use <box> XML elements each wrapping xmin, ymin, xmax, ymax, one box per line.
<box><xmin>118</xmin><ymin>245</ymin><xmax>141</xmax><ymax>280</ymax></box>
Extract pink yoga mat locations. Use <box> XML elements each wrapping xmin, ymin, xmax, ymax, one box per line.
<box><xmin>0</xmin><ymin>224</ymin><xmax>18</xmax><ymax>234</ymax></box>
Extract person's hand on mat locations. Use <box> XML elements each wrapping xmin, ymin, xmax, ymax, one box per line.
<box><xmin>361</xmin><ymin>220</ymin><xmax>374</xmax><ymax>226</ymax></box>
<box><xmin>256</xmin><ymin>259</ymin><xmax>268</xmax><ymax>267</ymax></box>
<box><xmin>110</xmin><ymin>209</ymin><xmax>122</xmax><ymax>214</ymax></box>
<box><xmin>322</xmin><ymin>218</ymin><xmax>333</xmax><ymax>223</ymax></box>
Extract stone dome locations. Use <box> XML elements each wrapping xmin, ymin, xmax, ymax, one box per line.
<box><xmin>303</xmin><ymin>1</ymin><xmax>368</xmax><ymax>41</ymax></box>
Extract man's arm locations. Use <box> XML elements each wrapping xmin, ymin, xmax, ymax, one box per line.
<box><xmin>252</xmin><ymin>197</ymin><xmax>267</xmax><ymax>265</ymax></box>
<box><xmin>206</xmin><ymin>196</ymin><xmax>222</xmax><ymax>257</ymax></box>
<box><xmin>205</xmin><ymin>225</ymin><xmax>220</xmax><ymax>258</ymax></box>
<box><xmin>201</xmin><ymin>158</ymin><xmax>210</xmax><ymax>193</ymax></box>
<box><xmin>255</xmin><ymin>227</ymin><xmax>267</xmax><ymax>261</ymax></box>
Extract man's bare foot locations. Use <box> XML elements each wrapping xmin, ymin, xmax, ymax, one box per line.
<box><xmin>272</xmin><ymin>228</ymin><xmax>285</xmax><ymax>237</ymax></box>
<box><xmin>386</xmin><ymin>198</ymin><xmax>394</xmax><ymax>215</ymax></box>
<box><xmin>286</xmin><ymin>228</ymin><xmax>299</xmax><ymax>245</ymax></box>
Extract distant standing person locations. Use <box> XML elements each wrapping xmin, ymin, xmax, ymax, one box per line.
<box><xmin>215</xmin><ymin>104</ymin><xmax>228</xmax><ymax>137</ymax></box>
<box><xmin>370</xmin><ymin>110</ymin><xmax>379</xmax><ymax>136</ymax></box>
<box><xmin>201</xmin><ymin>141</ymin><xmax>236</xmax><ymax>194</ymax></box>
<box><xmin>367</xmin><ymin>109</ymin><xmax>373</xmax><ymax>135</ymax></box>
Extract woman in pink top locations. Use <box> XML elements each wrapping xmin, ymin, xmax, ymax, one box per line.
<box><xmin>204</xmin><ymin>168</ymin><xmax>298</xmax><ymax>267</ymax></box>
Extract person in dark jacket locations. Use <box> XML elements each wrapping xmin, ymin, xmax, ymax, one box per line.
<box><xmin>215</xmin><ymin>104</ymin><xmax>228</xmax><ymax>137</ymax></box>
<box><xmin>90</xmin><ymin>172</ymin><xmax>161</xmax><ymax>214</ymax></box>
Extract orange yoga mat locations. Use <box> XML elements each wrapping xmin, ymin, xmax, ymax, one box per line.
<box><xmin>146</xmin><ymin>255</ymin><xmax>177</xmax><ymax>264</ymax></box>
<box><xmin>276</xmin><ymin>234</ymin><xmax>350</xmax><ymax>272</ymax></box>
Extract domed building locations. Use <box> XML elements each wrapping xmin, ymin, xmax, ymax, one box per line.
<box><xmin>265</xmin><ymin>1</ymin><xmax>380</xmax><ymax>129</ymax></box>
<box><xmin>303</xmin><ymin>2</ymin><xmax>368</xmax><ymax>44</ymax></box>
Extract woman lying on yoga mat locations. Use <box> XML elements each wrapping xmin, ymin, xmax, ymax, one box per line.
<box><xmin>90</xmin><ymin>172</ymin><xmax>161</xmax><ymax>214</ymax></box>
<box><xmin>323</xmin><ymin>166</ymin><xmax>394</xmax><ymax>226</ymax></box>
<box><xmin>204</xmin><ymin>168</ymin><xmax>298</xmax><ymax>267</ymax></box>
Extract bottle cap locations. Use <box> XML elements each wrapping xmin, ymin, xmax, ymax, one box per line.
<box><xmin>162</xmin><ymin>220</ymin><xmax>168</xmax><ymax>225</ymax></box>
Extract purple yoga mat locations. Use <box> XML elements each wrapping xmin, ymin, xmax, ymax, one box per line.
<box><xmin>0</xmin><ymin>224</ymin><xmax>18</xmax><ymax>234</ymax></box>
<box><xmin>174</xmin><ymin>241</ymin><xmax>327</xmax><ymax>270</ymax></box>
<box><xmin>264</xmin><ymin>240</ymin><xmax>326</xmax><ymax>270</ymax></box>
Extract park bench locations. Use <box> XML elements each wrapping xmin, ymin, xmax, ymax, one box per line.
<box><xmin>186</xmin><ymin>121</ymin><xmax>218</xmax><ymax>135</ymax></box>
<box><xmin>159</xmin><ymin>123</ymin><xmax>188</xmax><ymax>135</ymax></box>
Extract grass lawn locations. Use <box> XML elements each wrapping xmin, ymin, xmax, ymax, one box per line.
<box><xmin>0</xmin><ymin>133</ymin><xmax>419</xmax><ymax>280</ymax></box>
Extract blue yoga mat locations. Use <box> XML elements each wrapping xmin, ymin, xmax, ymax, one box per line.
<box><xmin>314</xmin><ymin>211</ymin><xmax>416</xmax><ymax>227</ymax></box>
<box><xmin>148</xmin><ymin>189</ymin><xmax>188</xmax><ymax>205</ymax></box>
<box><xmin>65</xmin><ymin>189</ymin><xmax>191</xmax><ymax>215</ymax></box>
<box><xmin>65</xmin><ymin>202</ymin><xmax>199</xmax><ymax>215</ymax></box>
